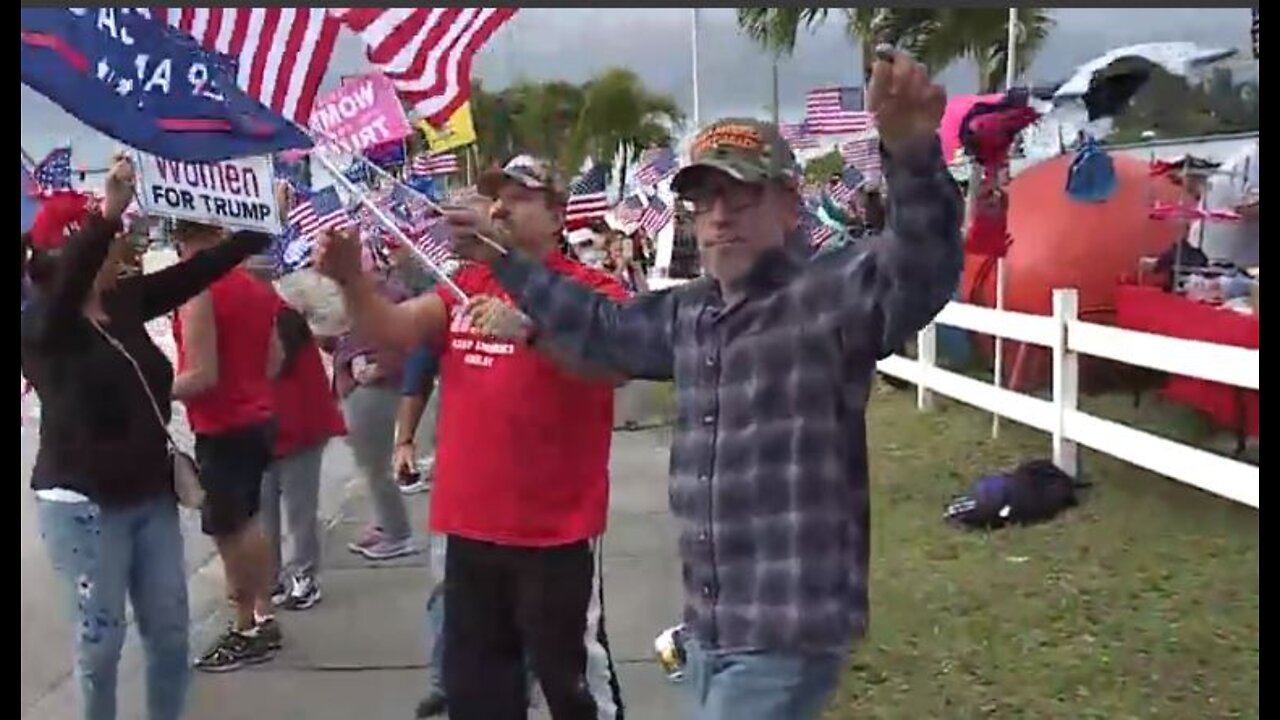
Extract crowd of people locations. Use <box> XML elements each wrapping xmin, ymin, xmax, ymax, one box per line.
<box><xmin>21</xmin><ymin>50</ymin><xmax>964</xmax><ymax>720</ymax></box>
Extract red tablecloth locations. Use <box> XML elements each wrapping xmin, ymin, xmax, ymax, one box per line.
<box><xmin>1114</xmin><ymin>285</ymin><xmax>1259</xmax><ymax>437</ymax></box>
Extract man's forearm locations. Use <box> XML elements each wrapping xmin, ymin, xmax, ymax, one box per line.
<box><xmin>395</xmin><ymin>394</ymin><xmax>429</xmax><ymax>446</ymax></box>
<box><xmin>530</xmin><ymin>334</ymin><xmax>627</xmax><ymax>386</ymax></box>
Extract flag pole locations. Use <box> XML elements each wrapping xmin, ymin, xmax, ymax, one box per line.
<box><xmin>691</xmin><ymin>9</ymin><xmax>701</xmax><ymax>128</ymax></box>
<box><xmin>311</xmin><ymin>148</ymin><xmax>469</xmax><ymax>302</ymax></box>
<box><xmin>310</xmin><ymin>129</ymin><xmax>505</xmax><ymax>255</ymax></box>
<box><xmin>991</xmin><ymin>7</ymin><xmax>1017</xmax><ymax>439</ymax></box>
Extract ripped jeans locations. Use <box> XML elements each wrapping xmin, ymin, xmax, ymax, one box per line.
<box><xmin>36</xmin><ymin>495</ymin><xmax>190</xmax><ymax>720</ymax></box>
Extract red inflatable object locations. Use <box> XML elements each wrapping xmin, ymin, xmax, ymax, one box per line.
<box><xmin>962</xmin><ymin>153</ymin><xmax>1186</xmax><ymax>391</ymax></box>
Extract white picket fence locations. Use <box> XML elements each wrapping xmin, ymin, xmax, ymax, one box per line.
<box><xmin>876</xmin><ymin>288</ymin><xmax>1260</xmax><ymax>509</ymax></box>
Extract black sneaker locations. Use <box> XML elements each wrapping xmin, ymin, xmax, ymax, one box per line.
<box><xmin>415</xmin><ymin>691</ymin><xmax>447</xmax><ymax>718</ymax></box>
<box><xmin>281</xmin><ymin>575</ymin><xmax>322</xmax><ymax>611</ymax></box>
<box><xmin>194</xmin><ymin>627</ymin><xmax>275</xmax><ymax>673</ymax></box>
<box><xmin>256</xmin><ymin>616</ymin><xmax>284</xmax><ymax>651</ymax></box>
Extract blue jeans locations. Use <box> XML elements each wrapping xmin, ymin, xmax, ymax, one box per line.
<box><xmin>682</xmin><ymin>639</ymin><xmax>845</xmax><ymax>720</ymax></box>
<box><xmin>37</xmin><ymin>496</ymin><xmax>190</xmax><ymax>720</ymax></box>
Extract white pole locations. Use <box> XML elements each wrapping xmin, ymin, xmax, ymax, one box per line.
<box><xmin>992</xmin><ymin>7</ymin><xmax>1017</xmax><ymax>439</ymax></box>
<box><xmin>312</xmin><ymin>149</ymin><xmax>469</xmax><ymax>302</ymax></box>
<box><xmin>691</xmin><ymin>8</ymin><xmax>701</xmax><ymax>128</ymax></box>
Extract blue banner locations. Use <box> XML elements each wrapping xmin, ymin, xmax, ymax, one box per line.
<box><xmin>21</xmin><ymin>8</ymin><xmax>312</xmax><ymax>163</ymax></box>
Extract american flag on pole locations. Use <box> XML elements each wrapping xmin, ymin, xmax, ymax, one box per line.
<box><xmin>411</xmin><ymin>153</ymin><xmax>460</xmax><ymax>177</ymax></box>
<box><xmin>329</xmin><ymin>8</ymin><xmax>518</xmax><ymax>126</ymax></box>
<box><xmin>839</xmin><ymin>132</ymin><xmax>882</xmax><ymax>182</ymax></box>
<box><xmin>779</xmin><ymin>121</ymin><xmax>820</xmax><ymax>150</ymax></box>
<box><xmin>32</xmin><ymin>147</ymin><xmax>73</xmax><ymax>195</ymax></box>
<box><xmin>638</xmin><ymin>196</ymin><xmax>674</xmax><ymax>236</ymax></box>
<box><xmin>804</xmin><ymin>87</ymin><xmax>872</xmax><ymax>135</ymax></box>
<box><xmin>827</xmin><ymin>166</ymin><xmax>865</xmax><ymax>205</ymax></box>
<box><xmin>633</xmin><ymin>147</ymin><xmax>678</xmax><ymax>187</ymax></box>
<box><xmin>612</xmin><ymin>194</ymin><xmax>648</xmax><ymax>227</ymax></box>
<box><xmin>401</xmin><ymin>217</ymin><xmax>456</xmax><ymax>269</ymax></box>
<box><xmin>800</xmin><ymin>210</ymin><xmax>837</xmax><ymax>249</ymax></box>
<box><xmin>146</xmin><ymin>8</ymin><xmax>342</xmax><ymax>126</ymax></box>
<box><xmin>565</xmin><ymin>163</ymin><xmax>610</xmax><ymax>226</ymax></box>
<box><xmin>288</xmin><ymin>186</ymin><xmax>353</xmax><ymax>243</ymax></box>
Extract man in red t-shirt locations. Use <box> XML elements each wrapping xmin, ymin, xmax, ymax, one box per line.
<box><xmin>315</xmin><ymin>156</ymin><xmax>628</xmax><ymax>720</ymax></box>
<box><xmin>172</xmin><ymin>220</ymin><xmax>285</xmax><ymax>673</ymax></box>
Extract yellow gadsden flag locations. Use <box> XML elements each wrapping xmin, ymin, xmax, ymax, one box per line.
<box><xmin>419</xmin><ymin>102</ymin><xmax>477</xmax><ymax>154</ymax></box>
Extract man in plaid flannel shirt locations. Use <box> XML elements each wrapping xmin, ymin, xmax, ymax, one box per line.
<box><xmin>446</xmin><ymin>50</ymin><xmax>963</xmax><ymax>719</ymax></box>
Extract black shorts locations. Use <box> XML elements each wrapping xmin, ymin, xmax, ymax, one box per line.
<box><xmin>195</xmin><ymin>421</ymin><xmax>276</xmax><ymax>537</ymax></box>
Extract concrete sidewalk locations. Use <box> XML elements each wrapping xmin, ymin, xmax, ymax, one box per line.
<box><xmin>182</xmin><ymin>427</ymin><xmax>686</xmax><ymax>720</ymax></box>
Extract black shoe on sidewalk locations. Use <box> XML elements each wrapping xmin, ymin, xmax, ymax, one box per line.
<box><xmin>256</xmin><ymin>616</ymin><xmax>284</xmax><ymax>651</ymax></box>
<box><xmin>415</xmin><ymin>691</ymin><xmax>447</xmax><ymax>718</ymax></box>
<box><xmin>194</xmin><ymin>626</ymin><xmax>276</xmax><ymax>673</ymax></box>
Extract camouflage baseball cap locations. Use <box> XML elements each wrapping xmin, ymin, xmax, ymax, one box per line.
<box><xmin>671</xmin><ymin>118</ymin><xmax>801</xmax><ymax>195</ymax></box>
<box><xmin>478</xmin><ymin>154</ymin><xmax>564</xmax><ymax>199</ymax></box>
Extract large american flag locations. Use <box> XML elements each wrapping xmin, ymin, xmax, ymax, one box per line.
<box><xmin>288</xmin><ymin>186</ymin><xmax>353</xmax><ymax>243</ymax></box>
<box><xmin>804</xmin><ymin>87</ymin><xmax>872</xmax><ymax>135</ymax></box>
<box><xmin>840</xmin><ymin>133</ymin><xmax>882</xmax><ymax>181</ymax></box>
<box><xmin>633</xmin><ymin>147</ymin><xmax>678</xmax><ymax>187</ymax></box>
<box><xmin>410</xmin><ymin>153</ymin><xmax>460</xmax><ymax>177</ymax></box>
<box><xmin>32</xmin><ymin>147</ymin><xmax>73</xmax><ymax>195</ymax></box>
<box><xmin>330</xmin><ymin>8</ymin><xmax>518</xmax><ymax>126</ymax></box>
<box><xmin>565</xmin><ymin>163</ymin><xmax>610</xmax><ymax>225</ymax></box>
<box><xmin>638</xmin><ymin>196</ymin><xmax>674</xmax><ymax>236</ymax></box>
<box><xmin>780</xmin><ymin>121</ymin><xmax>820</xmax><ymax>150</ymax></box>
<box><xmin>146</xmin><ymin>8</ymin><xmax>341</xmax><ymax>126</ymax></box>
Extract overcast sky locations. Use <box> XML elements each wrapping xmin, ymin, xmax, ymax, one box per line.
<box><xmin>21</xmin><ymin>7</ymin><xmax>1257</xmax><ymax>163</ymax></box>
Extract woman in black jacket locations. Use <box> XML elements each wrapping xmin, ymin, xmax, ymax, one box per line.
<box><xmin>21</xmin><ymin>159</ymin><xmax>271</xmax><ymax>720</ymax></box>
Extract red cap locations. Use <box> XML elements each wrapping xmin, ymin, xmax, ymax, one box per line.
<box><xmin>29</xmin><ymin>191</ymin><xmax>94</xmax><ymax>252</ymax></box>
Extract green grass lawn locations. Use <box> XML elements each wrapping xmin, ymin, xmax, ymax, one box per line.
<box><xmin>825</xmin><ymin>385</ymin><xmax>1260</xmax><ymax>719</ymax></box>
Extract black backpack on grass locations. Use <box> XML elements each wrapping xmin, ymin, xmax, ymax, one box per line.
<box><xmin>944</xmin><ymin>460</ymin><xmax>1089</xmax><ymax>530</ymax></box>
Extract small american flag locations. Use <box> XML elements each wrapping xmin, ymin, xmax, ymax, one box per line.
<box><xmin>804</xmin><ymin>87</ymin><xmax>872</xmax><ymax>135</ymax></box>
<box><xmin>288</xmin><ymin>186</ymin><xmax>353</xmax><ymax>243</ymax></box>
<box><xmin>32</xmin><ymin>147</ymin><xmax>73</xmax><ymax>195</ymax></box>
<box><xmin>411</xmin><ymin>153</ymin><xmax>460</xmax><ymax>177</ymax></box>
<box><xmin>638</xmin><ymin>196</ymin><xmax>674</xmax><ymax>236</ymax></box>
<box><xmin>840</xmin><ymin>133</ymin><xmax>882</xmax><ymax>182</ymax></box>
<box><xmin>566</xmin><ymin>163</ymin><xmax>610</xmax><ymax>225</ymax></box>
<box><xmin>780</xmin><ymin>121</ymin><xmax>820</xmax><ymax>150</ymax></box>
<box><xmin>402</xmin><ymin>217</ymin><xmax>456</xmax><ymax>269</ymax></box>
<box><xmin>272</xmin><ymin>226</ymin><xmax>313</xmax><ymax>276</ymax></box>
<box><xmin>342</xmin><ymin>160</ymin><xmax>372</xmax><ymax>189</ymax></box>
<box><xmin>827</xmin><ymin>166</ymin><xmax>866</xmax><ymax>205</ymax></box>
<box><xmin>613</xmin><ymin>194</ymin><xmax>648</xmax><ymax>227</ymax></box>
<box><xmin>800</xmin><ymin>210</ymin><xmax>836</xmax><ymax>248</ymax></box>
<box><xmin>633</xmin><ymin>147</ymin><xmax>678</xmax><ymax>187</ymax></box>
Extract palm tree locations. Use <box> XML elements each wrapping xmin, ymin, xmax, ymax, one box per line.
<box><xmin>736</xmin><ymin>8</ymin><xmax>938</xmax><ymax>83</ymax></box>
<box><xmin>571</xmin><ymin>68</ymin><xmax>684</xmax><ymax>194</ymax></box>
<box><xmin>735</xmin><ymin>7</ymin><xmax>1054</xmax><ymax>90</ymax></box>
<box><xmin>914</xmin><ymin>9</ymin><xmax>1055</xmax><ymax>93</ymax></box>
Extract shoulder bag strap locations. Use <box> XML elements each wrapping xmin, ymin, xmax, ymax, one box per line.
<box><xmin>87</xmin><ymin>318</ymin><xmax>179</xmax><ymax>452</ymax></box>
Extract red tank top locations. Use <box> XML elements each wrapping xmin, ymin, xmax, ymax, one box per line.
<box><xmin>175</xmin><ymin>268</ymin><xmax>278</xmax><ymax>435</ymax></box>
<box><xmin>272</xmin><ymin>340</ymin><xmax>346</xmax><ymax>458</ymax></box>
